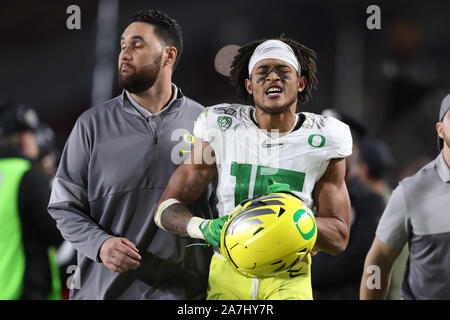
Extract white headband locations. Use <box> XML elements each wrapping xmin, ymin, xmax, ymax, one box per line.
<box><xmin>248</xmin><ymin>40</ymin><xmax>300</xmax><ymax>76</ymax></box>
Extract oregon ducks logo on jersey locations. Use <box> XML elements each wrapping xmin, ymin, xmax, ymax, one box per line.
<box><xmin>308</xmin><ymin>134</ymin><xmax>326</xmax><ymax>148</ymax></box>
<box><xmin>218</xmin><ymin>116</ymin><xmax>232</xmax><ymax>131</ymax></box>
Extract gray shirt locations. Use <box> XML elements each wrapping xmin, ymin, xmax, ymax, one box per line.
<box><xmin>376</xmin><ymin>151</ymin><xmax>450</xmax><ymax>299</ymax></box>
<box><xmin>48</xmin><ymin>88</ymin><xmax>215</xmax><ymax>299</ymax></box>
<box><xmin>125</xmin><ymin>85</ymin><xmax>178</xmax><ymax>118</ymax></box>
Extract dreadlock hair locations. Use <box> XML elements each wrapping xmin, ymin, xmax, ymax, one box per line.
<box><xmin>230</xmin><ymin>35</ymin><xmax>318</xmax><ymax>105</ymax></box>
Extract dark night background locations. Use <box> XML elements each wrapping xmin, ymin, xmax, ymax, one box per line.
<box><xmin>1</xmin><ymin>0</ymin><xmax>450</xmax><ymax>179</ymax></box>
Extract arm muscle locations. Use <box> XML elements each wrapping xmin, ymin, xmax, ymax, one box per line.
<box><xmin>154</xmin><ymin>140</ymin><xmax>216</xmax><ymax>237</ymax></box>
<box><xmin>313</xmin><ymin>158</ymin><xmax>351</xmax><ymax>256</ymax></box>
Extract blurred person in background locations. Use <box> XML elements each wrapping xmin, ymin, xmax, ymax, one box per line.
<box><xmin>48</xmin><ymin>9</ymin><xmax>215</xmax><ymax>299</ymax></box>
<box><xmin>311</xmin><ymin>110</ymin><xmax>386</xmax><ymax>299</ymax></box>
<box><xmin>358</xmin><ymin>137</ymin><xmax>394</xmax><ymax>204</ymax></box>
<box><xmin>36</xmin><ymin>123</ymin><xmax>78</xmax><ymax>300</ymax></box>
<box><xmin>35</xmin><ymin>124</ymin><xmax>59</xmax><ymax>184</ymax></box>
<box><xmin>357</xmin><ymin>136</ymin><xmax>408</xmax><ymax>300</ymax></box>
<box><xmin>0</xmin><ymin>100</ymin><xmax>63</xmax><ymax>300</ymax></box>
<box><xmin>361</xmin><ymin>93</ymin><xmax>450</xmax><ymax>299</ymax></box>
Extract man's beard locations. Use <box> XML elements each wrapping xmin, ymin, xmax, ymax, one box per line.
<box><xmin>119</xmin><ymin>56</ymin><xmax>162</xmax><ymax>94</ymax></box>
<box><xmin>443</xmin><ymin>131</ymin><xmax>450</xmax><ymax>149</ymax></box>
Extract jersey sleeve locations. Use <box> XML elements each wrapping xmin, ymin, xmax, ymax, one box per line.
<box><xmin>193</xmin><ymin>103</ymin><xmax>236</xmax><ymax>143</ymax></box>
<box><xmin>375</xmin><ymin>183</ymin><xmax>410</xmax><ymax>249</ymax></box>
<box><xmin>193</xmin><ymin>108</ymin><xmax>210</xmax><ymax>142</ymax></box>
<box><xmin>325</xmin><ymin>116</ymin><xmax>353</xmax><ymax>159</ymax></box>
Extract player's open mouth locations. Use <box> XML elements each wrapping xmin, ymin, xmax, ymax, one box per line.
<box><xmin>265</xmin><ymin>86</ymin><xmax>282</xmax><ymax>97</ymax></box>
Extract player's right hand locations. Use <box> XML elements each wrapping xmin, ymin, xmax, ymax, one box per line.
<box><xmin>199</xmin><ymin>215</ymin><xmax>229</xmax><ymax>247</ymax></box>
<box><xmin>99</xmin><ymin>237</ymin><xmax>142</xmax><ymax>273</ymax></box>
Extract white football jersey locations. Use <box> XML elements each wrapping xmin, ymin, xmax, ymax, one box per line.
<box><xmin>194</xmin><ymin>103</ymin><xmax>352</xmax><ymax>217</ymax></box>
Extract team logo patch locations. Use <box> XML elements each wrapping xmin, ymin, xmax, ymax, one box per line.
<box><xmin>218</xmin><ymin>116</ymin><xmax>232</xmax><ymax>131</ymax></box>
<box><xmin>308</xmin><ymin>134</ymin><xmax>326</xmax><ymax>148</ymax></box>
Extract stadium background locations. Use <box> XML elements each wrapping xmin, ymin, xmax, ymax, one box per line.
<box><xmin>2</xmin><ymin>0</ymin><xmax>450</xmax><ymax>169</ymax></box>
<box><xmin>1</xmin><ymin>0</ymin><xmax>450</xmax><ymax>299</ymax></box>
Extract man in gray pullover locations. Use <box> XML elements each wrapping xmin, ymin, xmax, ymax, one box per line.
<box><xmin>48</xmin><ymin>10</ymin><xmax>214</xmax><ymax>299</ymax></box>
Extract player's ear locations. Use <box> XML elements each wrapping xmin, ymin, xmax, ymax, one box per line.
<box><xmin>298</xmin><ymin>76</ymin><xmax>307</xmax><ymax>93</ymax></box>
<box><xmin>245</xmin><ymin>78</ymin><xmax>253</xmax><ymax>95</ymax></box>
<box><xmin>163</xmin><ymin>46</ymin><xmax>177</xmax><ymax>68</ymax></box>
<box><xmin>436</xmin><ymin>122</ymin><xmax>443</xmax><ymax>139</ymax></box>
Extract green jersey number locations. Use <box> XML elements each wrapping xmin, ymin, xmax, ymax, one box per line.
<box><xmin>230</xmin><ymin>161</ymin><xmax>306</xmax><ymax>206</ymax></box>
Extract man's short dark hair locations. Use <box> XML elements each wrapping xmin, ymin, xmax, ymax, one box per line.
<box><xmin>130</xmin><ymin>9</ymin><xmax>183</xmax><ymax>70</ymax></box>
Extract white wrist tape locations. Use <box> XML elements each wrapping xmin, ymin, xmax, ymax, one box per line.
<box><xmin>187</xmin><ymin>217</ymin><xmax>206</xmax><ymax>240</ymax></box>
<box><xmin>154</xmin><ymin>198</ymin><xmax>181</xmax><ymax>231</ymax></box>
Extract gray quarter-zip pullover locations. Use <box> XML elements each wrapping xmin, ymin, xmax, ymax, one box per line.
<box><xmin>48</xmin><ymin>87</ymin><xmax>215</xmax><ymax>299</ymax></box>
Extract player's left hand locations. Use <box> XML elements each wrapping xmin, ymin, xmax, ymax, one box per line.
<box><xmin>199</xmin><ymin>215</ymin><xmax>229</xmax><ymax>247</ymax></box>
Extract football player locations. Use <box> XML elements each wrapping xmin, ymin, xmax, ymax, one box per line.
<box><xmin>154</xmin><ymin>36</ymin><xmax>353</xmax><ymax>300</ymax></box>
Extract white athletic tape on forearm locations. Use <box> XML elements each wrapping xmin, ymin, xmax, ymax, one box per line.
<box><xmin>187</xmin><ymin>217</ymin><xmax>206</xmax><ymax>240</ymax></box>
<box><xmin>154</xmin><ymin>198</ymin><xmax>181</xmax><ymax>231</ymax></box>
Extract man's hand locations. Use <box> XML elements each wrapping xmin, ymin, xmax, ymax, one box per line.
<box><xmin>99</xmin><ymin>237</ymin><xmax>142</xmax><ymax>273</ymax></box>
<box><xmin>199</xmin><ymin>215</ymin><xmax>229</xmax><ymax>247</ymax></box>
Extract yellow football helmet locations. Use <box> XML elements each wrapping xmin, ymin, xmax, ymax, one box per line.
<box><xmin>219</xmin><ymin>191</ymin><xmax>317</xmax><ymax>278</ymax></box>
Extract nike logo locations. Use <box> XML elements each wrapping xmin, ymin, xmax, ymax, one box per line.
<box><xmin>262</xmin><ymin>141</ymin><xmax>284</xmax><ymax>148</ymax></box>
<box><xmin>289</xmin><ymin>272</ymin><xmax>307</xmax><ymax>278</ymax></box>
<box><xmin>288</xmin><ymin>265</ymin><xmax>306</xmax><ymax>278</ymax></box>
